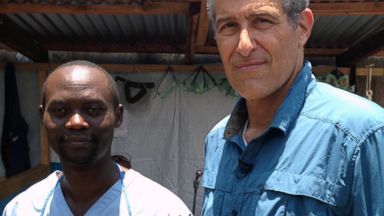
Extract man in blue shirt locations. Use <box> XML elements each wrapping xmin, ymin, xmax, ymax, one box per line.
<box><xmin>202</xmin><ymin>0</ymin><xmax>384</xmax><ymax>215</ymax></box>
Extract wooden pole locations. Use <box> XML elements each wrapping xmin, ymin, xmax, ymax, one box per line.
<box><xmin>38</xmin><ymin>68</ymin><xmax>50</xmax><ymax>166</ymax></box>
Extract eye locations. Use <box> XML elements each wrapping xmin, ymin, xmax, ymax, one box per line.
<box><xmin>87</xmin><ymin>105</ymin><xmax>106</xmax><ymax>116</ymax></box>
<box><xmin>252</xmin><ymin>18</ymin><xmax>274</xmax><ymax>29</ymax></box>
<box><xmin>217</xmin><ymin>21</ymin><xmax>239</xmax><ymax>35</ymax></box>
<box><xmin>48</xmin><ymin>106</ymin><xmax>68</xmax><ymax>118</ymax></box>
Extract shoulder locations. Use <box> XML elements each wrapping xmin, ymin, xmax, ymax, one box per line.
<box><xmin>3</xmin><ymin>171</ymin><xmax>61</xmax><ymax>215</ymax></box>
<box><xmin>205</xmin><ymin>115</ymin><xmax>230</xmax><ymax>148</ymax></box>
<box><xmin>306</xmin><ymin>82</ymin><xmax>384</xmax><ymax>119</ymax></box>
<box><xmin>122</xmin><ymin>169</ymin><xmax>192</xmax><ymax>215</ymax></box>
<box><xmin>304</xmin><ymin>82</ymin><xmax>384</xmax><ymax>139</ymax></box>
<box><xmin>202</xmin><ymin>115</ymin><xmax>230</xmax><ymax>189</ymax></box>
<box><xmin>204</xmin><ymin>115</ymin><xmax>229</xmax><ymax>161</ymax></box>
<box><xmin>210</xmin><ymin>115</ymin><xmax>231</xmax><ymax>132</ymax></box>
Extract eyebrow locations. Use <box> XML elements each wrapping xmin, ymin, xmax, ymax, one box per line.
<box><xmin>215</xmin><ymin>9</ymin><xmax>280</xmax><ymax>27</ymax></box>
<box><xmin>245</xmin><ymin>10</ymin><xmax>279</xmax><ymax>20</ymax></box>
<box><xmin>47</xmin><ymin>99</ymin><xmax>65</xmax><ymax>105</ymax></box>
<box><xmin>215</xmin><ymin>16</ymin><xmax>236</xmax><ymax>27</ymax></box>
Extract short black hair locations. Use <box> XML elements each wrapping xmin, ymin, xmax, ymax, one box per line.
<box><xmin>41</xmin><ymin>60</ymin><xmax>120</xmax><ymax>109</ymax></box>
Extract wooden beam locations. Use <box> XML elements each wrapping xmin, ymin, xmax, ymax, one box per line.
<box><xmin>163</xmin><ymin>0</ymin><xmax>201</xmax><ymax>2</ymax></box>
<box><xmin>195</xmin><ymin>45</ymin><xmax>218</xmax><ymax>54</ymax></box>
<box><xmin>310</xmin><ymin>2</ymin><xmax>384</xmax><ymax>16</ymax></box>
<box><xmin>2</xmin><ymin>1</ymin><xmax>382</xmax><ymax>16</ymax></box>
<box><xmin>185</xmin><ymin>14</ymin><xmax>193</xmax><ymax>64</ymax></box>
<box><xmin>101</xmin><ymin>63</ymin><xmax>226</xmax><ymax>73</ymax></box>
<box><xmin>1</xmin><ymin>62</ymin><xmax>383</xmax><ymax>76</ymax></box>
<box><xmin>0</xmin><ymin>62</ymin><xmax>225</xmax><ymax>73</ymax></box>
<box><xmin>196</xmin><ymin>0</ymin><xmax>210</xmax><ymax>47</ymax></box>
<box><xmin>304</xmin><ymin>48</ymin><xmax>347</xmax><ymax>56</ymax></box>
<box><xmin>312</xmin><ymin>66</ymin><xmax>384</xmax><ymax>77</ymax></box>
<box><xmin>38</xmin><ymin>69</ymin><xmax>50</xmax><ymax>166</ymax></box>
<box><xmin>0</xmin><ymin>164</ymin><xmax>50</xmax><ymax>200</ymax></box>
<box><xmin>41</xmin><ymin>39</ymin><xmax>354</xmax><ymax>57</ymax></box>
<box><xmin>0</xmin><ymin>2</ymin><xmax>191</xmax><ymax>15</ymax></box>
<box><xmin>185</xmin><ymin>5</ymin><xmax>199</xmax><ymax>64</ymax></box>
<box><xmin>187</xmin><ymin>1</ymin><xmax>202</xmax><ymax>60</ymax></box>
<box><xmin>41</xmin><ymin>41</ymin><xmax>186</xmax><ymax>53</ymax></box>
<box><xmin>195</xmin><ymin>46</ymin><xmax>348</xmax><ymax>57</ymax></box>
<box><xmin>0</xmin><ymin>15</ymin><xmax>48</xmax><ymax>62</ymax></box>
<box><xmin>336</xmin><ymin>29</ymin><xmax>384</xmax><ymax>65</ymax></box>
<box><xmin>374</xmin><ymin>50</ymin><xmax>384</xmax><ymax>57</ymax></box>
<box><xmin>357</xmin><ymin>67</ymin><xmax>384</xmax><ymax>77</ymax></box>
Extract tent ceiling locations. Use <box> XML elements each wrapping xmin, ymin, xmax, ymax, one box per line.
<box><xmin>0</xmin><ymin>0</ymin><xmax>383</xmax><ymax>65</ymax></box>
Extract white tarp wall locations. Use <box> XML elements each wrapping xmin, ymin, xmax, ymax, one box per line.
<box><xmin>0</xmin><ymin>68</ymin><xmax>237</xmax><ymax>215</ymax></box>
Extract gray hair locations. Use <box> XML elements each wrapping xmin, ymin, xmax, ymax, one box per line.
<box><xmin>41</xmin><ymin>60</ymin><xmax>120</xmax><ymax>108</ymax></box>
<box><xmin>207</xmin><ymin>0</ymin><xmax>310</xmax><ymax>28</ymax></box>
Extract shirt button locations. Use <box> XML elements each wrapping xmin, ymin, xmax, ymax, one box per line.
<box><xmin>231</xmin><ymin>210</ymin><xmax>238</xmax><ymax>216</ymax></box>
<box><xmin>258</xmin><ymin>188</ymin><xmax>263</xmax><ymax>194</ymax></box>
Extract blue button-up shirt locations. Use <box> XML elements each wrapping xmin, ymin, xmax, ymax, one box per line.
<box><xmin>202</xmin><ymin>61</ymin><xmax>384</xmax><ymax>215</ymax></box>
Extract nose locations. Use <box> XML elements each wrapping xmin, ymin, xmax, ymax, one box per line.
<box><xmin>237</xmin><ymin>28</ymin><xmax>255</xmax><ymax>57</ymax></box>
<box><xmin>65</xmin><ymin>113</ymin><xmax>90</xmax><ymax>129</ymax></box>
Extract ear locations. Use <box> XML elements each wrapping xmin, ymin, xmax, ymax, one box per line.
<box><xmin>115</xmin><ymin>104</ymin><xmax>124</xmax><ymax>127</ymax></box>
<box><xmin>39</xmin><ymin>105</ymin><xmax>45</xmax><ymax>123</ymax></box>
<box><xmin>298</xmin><ymin>8</ymin><xmax>314</xmax><ymax>47</ymax></box>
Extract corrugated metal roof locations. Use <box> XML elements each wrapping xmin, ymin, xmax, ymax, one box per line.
<box><xmin>309</xmin><ymin>15</ymin><xmax>384</xmax><ymax>48</ymax></box>
<box><xmin>0</xmin><ymin>0</ymin><xmax>383</xmax><ymax>64</ymax></box>
<box><xmin>6</xmin><ymin>13</ymin><xmax>187</xmax><ymax>44</ymax></box>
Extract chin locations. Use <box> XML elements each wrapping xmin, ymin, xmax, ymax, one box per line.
<box><xmin>238</xmin><ymin>85</ymin><xmax>268</xmax><ymax>99</ymax></box>
<box><xmin>247</xmin><ymin>90</ymin><xmax>276</xmax><ymax>102</ymax></box>
<box><xmin>61</xmin><ymin>152</ymin><xmax>96</xmax><ymax>165</ymax></box>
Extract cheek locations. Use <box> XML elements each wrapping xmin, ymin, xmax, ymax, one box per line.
<box><xmin>43</xmin><ymin>115</ymin><xmax>60</xmax><ymax>130</ymax></box>
<box><xmin>96</xmin><ymin>114</ymin><xmax>117</xmax><ymax>131</ymax></box>
<box><xmin>217</xmin><ymin>37</ymin><xmax>237</xmax><ymax>59</ymax></box>
<box><xmin>276</xmin><ymin>32</ymin><xmax>300</xmax><ymax>58</ymax></box>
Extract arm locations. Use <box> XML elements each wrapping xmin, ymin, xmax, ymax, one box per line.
<box><xmin>352</xmin><ymin>127</ymin><xmax>384</xmax><ymax>216</ymax></box>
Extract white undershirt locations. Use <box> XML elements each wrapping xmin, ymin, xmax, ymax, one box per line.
<box><xmin>242</xmin><ymin>120</ymin><xmax>249</xmax><ymax>146</ymax></box>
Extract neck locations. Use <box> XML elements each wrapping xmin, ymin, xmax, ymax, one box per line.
<box><xmin>245</xmin><ymin>61</ymin><xmax>303</xmax><ymax>141</ymax></box>
<box><xmin>60</xmin><ymin>159</ymin><xmax>120</xmax><ymax>215</ymax></box>
<box><xmin>244</xmin><ymin>97</ymin><xmax>281</xmax><ymax>142</ymax></box>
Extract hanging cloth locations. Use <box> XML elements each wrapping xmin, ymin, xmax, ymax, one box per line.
<box><xmin>153</xmin><ymin>66</ymin><xmax>179</xmax><ymax>99</ymax></box>
<box><xmin>217</xmin><ymin>78</ymin><xmax>238</xmax><ymax>97</ymax></box>
<box><xmin>1</xmin><ymin>62</ymin><xmax>31</xmax><ymax>177</ymax></box>
<box><xmin>182</xmin><ymin>65</ymin><xmax>217</xmax><ymax>94</ymax></box>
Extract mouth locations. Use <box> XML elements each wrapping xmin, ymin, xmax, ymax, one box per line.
<box><xmin>234</xmin><ymin>61</ymin><xmax>266</xmax><ymax>71</ymax></box>
<box><xmin>64</xmin><ymin>135</ymin><xmax>92</xmax><ymax>145</ymax></box>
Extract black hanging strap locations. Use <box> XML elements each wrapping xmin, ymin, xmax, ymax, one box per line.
<box><xmin>115</xmin><ymin>76</ymin><xmax>154</xmax><ymax>104</ymax></box>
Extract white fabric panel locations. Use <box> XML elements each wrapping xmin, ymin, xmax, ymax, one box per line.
<box><xmin>111</xmin><ymin>72</ymin><xmax>236</xmax><ymax>214</ymax></box>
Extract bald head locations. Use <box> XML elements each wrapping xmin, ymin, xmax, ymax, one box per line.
<box><xmin>41</xmin><ymin>60</ymin><xmax>120</xmax><ymax>109</ymax></box>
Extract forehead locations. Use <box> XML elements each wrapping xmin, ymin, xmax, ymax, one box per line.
<box><xmin>44</xmin><ymin>66</ymin><xmax>111</xmax><ymax>103</ymax></box>
<box><xmin>215</xmin><ymin>0</ymin><xmax>282</xmax><ymax>18</ymax></box>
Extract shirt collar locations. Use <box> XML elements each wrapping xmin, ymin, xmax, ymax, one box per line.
<box><xmin>271</xmin><ymin>60</ymin><xmax>312</xmax><ymax>135</ymax></box>
<box><xmin>224</xmin><ymin>61</ymin><xmax>313</xmax><ymax>139</ymax></box>
<box><xmin>224</xmin><ymin>98</ymin><xmax>248</xmax><ymax>139</ymax></box>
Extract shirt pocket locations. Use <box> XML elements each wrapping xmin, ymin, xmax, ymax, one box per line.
<box><xmin>201</xmin><ymin>169</ymin><xmax>233</xmax><ymax>215</ymax></box>
<box><xmin>262</xmin><ymin>171</ymin><xmax>347</xmax><ymax>206</ymax></box>
<box><xmin>245</xmin><ymin>171</ymin><xmax>348</xmax><ymax>215</ymax></box>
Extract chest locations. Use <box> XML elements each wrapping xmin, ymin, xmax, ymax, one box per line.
<box><xmin>202</xmin><ymin>123</ymin><xmax>356</xmax><ymax>215</ymax></box>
